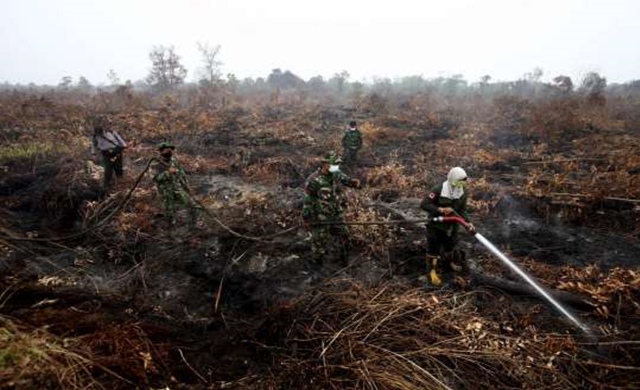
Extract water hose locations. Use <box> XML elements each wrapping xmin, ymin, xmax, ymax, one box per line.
<box><xmin>436</xmin><ymin>216</ymin><xmax>592</xmax><ymax>335</ymax></box>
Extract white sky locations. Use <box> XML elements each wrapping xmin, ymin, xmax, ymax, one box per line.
<box><xmin>1</xmin><ymin>0</ymin><xmax>639</xmax><ymax>85</ymax></box>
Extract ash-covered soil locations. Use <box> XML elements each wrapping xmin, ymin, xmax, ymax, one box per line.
<box><xmin>2</xmin><ymin>102</ymin><xmax>640</xmax><ymax>389</ymax></box>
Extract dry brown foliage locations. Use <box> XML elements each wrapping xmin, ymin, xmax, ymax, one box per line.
<box><xmin>228</xmin><ymin>279</ymin><xmax>637</xmax><ymax>389</ymax></box>
<box><xmin>344</xmin><ymin>193</ymin><xmax>397</xmax><ymax>257</ymax></box>
<box><xmin>242</xmin><ymin>156</ymin><xmax>290</xmax><ymax>184</ymax></box>
<box><xmin>555</xmin><ymin>265</ymin><xmax>640</xmax><ymax>324</ymax></box>
<box><xmin>1</xmin><ymin>315</ymin><xmax>100</xmax><ymax>389</ymax></box>
<box><xmin>2</xmin><ymin>84</ymin><xmax>640</xmax><ymax>389</ymax></box>
<box><xmin>365</xmin><ymin>152</ymin><xmax>412</xmax><ymax>192</ymax></box>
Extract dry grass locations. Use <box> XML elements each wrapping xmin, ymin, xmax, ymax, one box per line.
<box><xmin>242</xmin><ymin>156</ymin><xmax>290</xmax><ymax>184</ymax></box>
<box><xmin>226</xmin><ymin>278</ymin><xmax>639</xmax><ymax>389</ymax></box>
<box><xmin>477</xmin><ymin>257</ymin><xmax>640</xmax><ymax>335</ymax></box>
<box><xmin>0</xmin><ymin>315</ymin><xmax>101</xmax><ymax>389</ymax></box>
<box><xmin>3</xmin><ymin>81</ymin><xmax>640</xmax><ymax>389</ymax></box>
<box><xmin>0</xmin><ymin>314</ymin><xmax>178</xmax><ymax>389</ymax></box>
<box><xmin>365</xmin><ymin>153</ymin><xmax>413</xmax><ymax>193</ymax></box>
<box><xmin>359</xmin><ymin>122</ymin><xmax>388</xmax><ymax>144</ymax></box>
<box><xmin>80</xmin><ymin>323</ymin><xmax>170</xmax><ymax>387</ymax></box>
<box><xmin>557</xmin><ymin>267</ymin><xmax>640</xmax><ymax>321</ymax></box>
<box><xmin>344</xmin><ymin>193</ymin><xmax>397</xmax><ymax>257</ymax></box>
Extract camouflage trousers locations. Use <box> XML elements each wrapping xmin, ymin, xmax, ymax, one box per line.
<box><xmin>342</xmin><ymin>148</ymin><xmax>359</xmax><ymax>166</ymax></box>
<box><xmin>309</xmin><ymin>223</ymin><xmax>351</xmax><ymax>265</ymax></box>
<box><xmin>158</xmin><ymin>188</ymin><xmax>198</xmax><ymax>226</ymax></box>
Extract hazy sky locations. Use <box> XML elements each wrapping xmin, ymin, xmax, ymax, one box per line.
<box><xmin>2</xmin><ymin>0</ymin><xmax>639</xmax><ymax>85</ymax></box>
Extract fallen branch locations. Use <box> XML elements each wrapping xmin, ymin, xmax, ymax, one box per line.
<box><xmin>178</xmin><ymin>348</ymin><xmax>208</xmax><ymax>384</ymax></box>
<box><xmin>551</xmin><ymin>192</ymin><xmax>640</xmax><ymax>204</ymax></box>
<box><xmin>522</xmin><ymin>158</ymin><xmax>607</xmax><ymax>165</ymax></box>
<box><xmin>313</xmin><ymin>219</ymin><xmax>428</xmax><ymax>227</ymax></box>
<box><xmin>467</xmin><ymin>260</ymin><xmax>594</xmax><ymax>311</ymax></box>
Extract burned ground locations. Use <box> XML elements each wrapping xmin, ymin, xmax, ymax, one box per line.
<box><xmin>1</xmin><ymin>92</ymin><xmax>640</xmax><ymax>389</ymax></box>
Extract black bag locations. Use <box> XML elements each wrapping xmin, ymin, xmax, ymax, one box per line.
<box><xmin>102</xmin><ymin>146</ymin><xmax>123</xmax><ymax>160</ymax></box>
<box><xmin>97</xmin><ymin>132</ymin><xmax>124</xmax><ymax>156</ymax></box>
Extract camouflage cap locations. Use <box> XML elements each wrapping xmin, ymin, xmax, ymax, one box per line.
<box><xmin>323</xmin><ymin>151</ymin><xmax>342</xmax><ymax>164</ymax></box>
<box><xmin>157</xmin><ymin>141</ymin><xmax>176</xmax><ymax>151</ymax></box>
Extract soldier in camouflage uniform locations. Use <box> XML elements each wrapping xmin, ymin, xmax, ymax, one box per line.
<box><xmin>153</xmin><ymin>142</ymin><xmax>198</xmax><ymax>226</ymax></box>
<box><xmin>341</xmin><ymin>121</ymin><xmax>363</xmax><ymax>167</ymax></box>
<box><xmin>303</xmin><ymin>152</ymin><xmax>361</xmax><ymax>265</ymax></box>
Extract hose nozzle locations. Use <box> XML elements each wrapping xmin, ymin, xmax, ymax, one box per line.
<box><xmin>432</xmin><ymin>215</ymin><xmax>470</xmax><ymax>229</ymax></box>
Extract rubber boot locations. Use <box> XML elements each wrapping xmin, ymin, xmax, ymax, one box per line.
<box><xmin>443</xmin><ymin>251</ymin><xmax>462</xmax><ymax>273</ymax></box>
<box><xmin>438</xmin><ymin>252</ymin><xmax>456</xmax><ymax>288</ymax></box>
<box><xmin>426</xmin><ymin>255</ymin><xmax>442</xmax><ymax>287</ymax></box>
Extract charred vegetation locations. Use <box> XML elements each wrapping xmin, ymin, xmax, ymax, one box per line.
<box><xmin>1</xmin><ymin>75</ymin><xmax>640</xmax><ymax>389</ymax></box>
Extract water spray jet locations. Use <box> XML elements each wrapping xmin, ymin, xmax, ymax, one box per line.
<box><xmin>435</xmin><ymin>216</ymin><xmax>593</xmax><ymax>335</ymax></box>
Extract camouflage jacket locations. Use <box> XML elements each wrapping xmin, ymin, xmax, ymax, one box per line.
<box><xmin>153</xmin><ymin>157</ymin><xmax>189</xmax><ymax>193</ymax></box>
<box><xmin>342</xmin><ymin>129</ymin><xmax>363</xmax><ymax>151</ymax></box>
<box><xmin>303</xmin><ymin>169</ymin><xmax>357</xmax><ymax>222</ymax></box>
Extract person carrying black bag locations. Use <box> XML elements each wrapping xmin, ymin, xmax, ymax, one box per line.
<box><xmin>91</xmin><ymin>115</ymin><xmax>128</xmax><ymax>191</ymax></box>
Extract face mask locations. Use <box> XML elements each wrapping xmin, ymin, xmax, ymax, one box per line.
<box><xmin>452</xmin><ymin>180</ymin><xmax>467</xmax><ymax>189</ymax></box>
<box><xmin>329</xmin><ymin>164</ymin><xmax>340</xmax><ymax>173</ymax></box>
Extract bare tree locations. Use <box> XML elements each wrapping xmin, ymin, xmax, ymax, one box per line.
<box><xmin>146</xmin><ymin>45</ymin><xmax>188</xmax><ymax>91</ymax></box>
<box><xmin>226</xmin><ymin>73</ymin><xmax>239</xmax><ymax>90</ymax></box>
<box><xmin>107</xmin><ymin>69</ymin><xmax>120</xmax><ymax>87</ymax></box>
<box><xmin>197</xmin><ymin>41</ymin><xmax>222</xmax><ymax>88</ymax></box>
<box><xmin>58</xmin><ymin>76</ymin><xmax>73</xmax><ymax>90</ymax></box>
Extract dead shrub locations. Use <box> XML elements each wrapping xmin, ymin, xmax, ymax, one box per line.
<box><xmin>359</xmin><ymin>122</ymin><xmax>393</xmax><ymax>144</ymax></box>
<box><xmin>365</xmin><ymin>152</ymin><xmax>412</xmax><ymax>192</ymax></box>
<box><xmin>242</xmin><ymin>157</ymin><xmax>289</xmax><ymax>184</ymax></box>
<box><xmin>344</xmin><ymin>193</ymin><xmax>396</xmax><ymax>257</ymax></box>
<box><xmin>80</xmin><ymin>323</ymin><xmax>170</xmax><ymax>387</ymax></box>
<box><xmin>0</xmin><ymin>316</ymin><xmax>100</xmax><ymax>389</ymax></box>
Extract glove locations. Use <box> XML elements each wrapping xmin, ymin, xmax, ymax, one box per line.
<box><xmin>465</xmin><ymin>222</ymin><xmax>476</xmax><ymax>234</ymax></box>
<box><xmin>439</xmin><ymin>207</ymin><xmax>454</xmax><ymax>216</ymax></box>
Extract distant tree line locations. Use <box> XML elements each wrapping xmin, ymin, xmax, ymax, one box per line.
<box><xmin>2</xmin><ymin>43</ymin><xmax>640</xmax><ymax>105</ymax></box>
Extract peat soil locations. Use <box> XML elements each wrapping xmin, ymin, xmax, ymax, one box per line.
<box><xmin>1</xmin><ymin>158</ymin><xmax>639</xmax><ymax>388</ymax></box>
